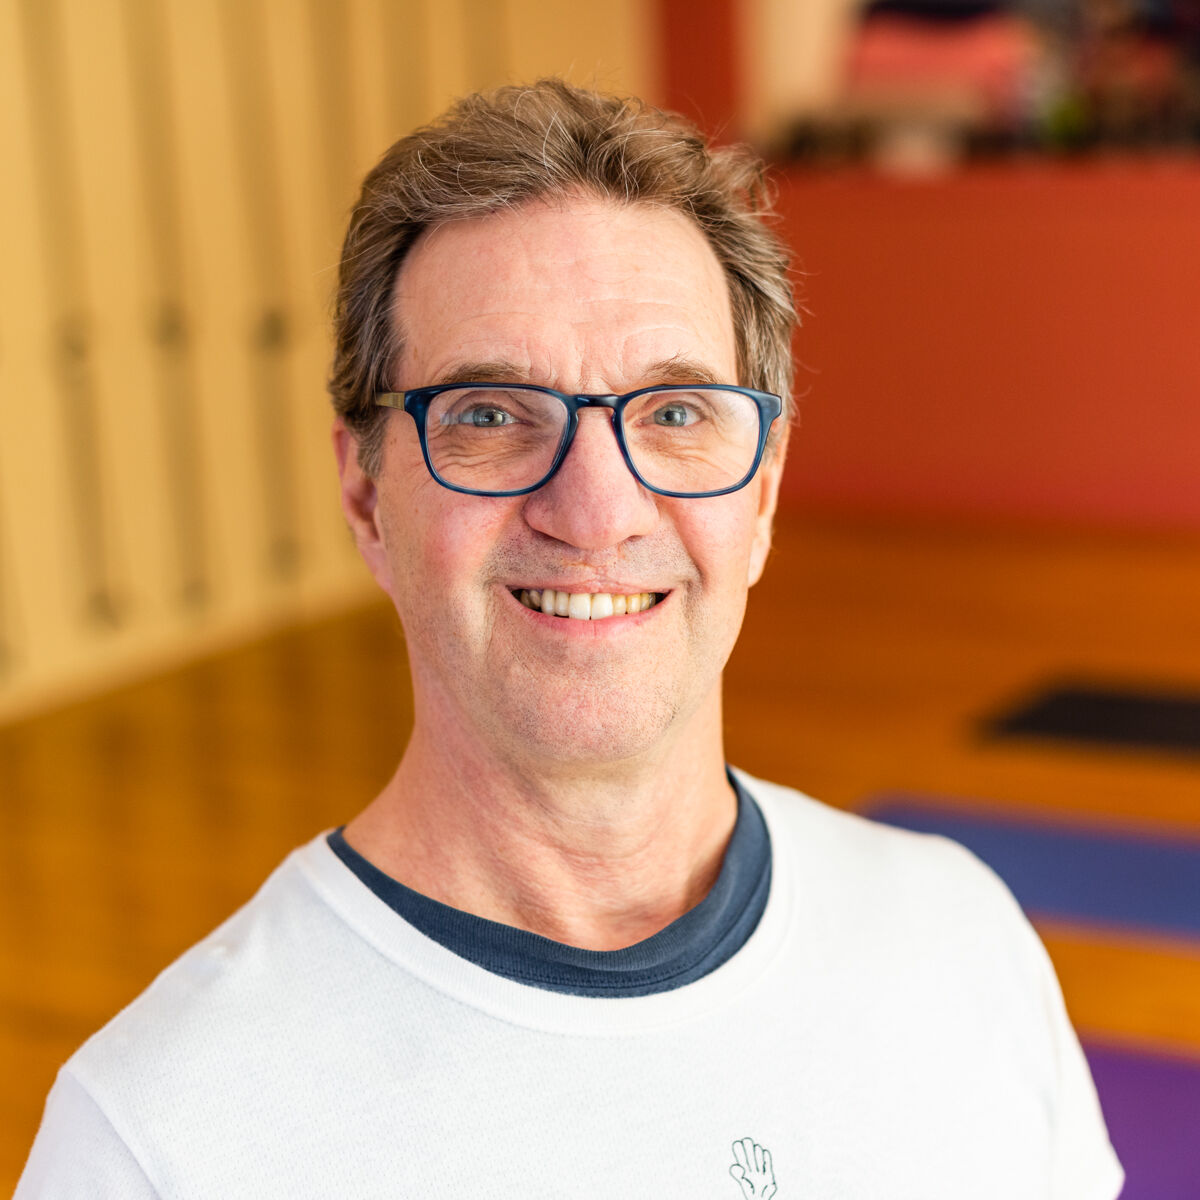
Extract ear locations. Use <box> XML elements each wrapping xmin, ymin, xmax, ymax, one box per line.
<box><xmin>332</xmin><ymin>417</ymin><xmax>392</xmax><ymax>591</ymax></box>
<box><xmin>747</xmin><ymin>428</ymin><xmax>788</xmax><ymax>587</ymax></box>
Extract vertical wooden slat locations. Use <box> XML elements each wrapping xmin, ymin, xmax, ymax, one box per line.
<box><xmin>504</xmin><ymin>0</ymin><xmax>658</xmax><ymax>99</ymax></box>
<box><xmin>217</xmin><ymin>0</ymin><xmax>301</xmax><ymax>582</ymax></box>
<box><xmin>463</xmin><ymin>0</ymin><xmax>510</xmax><ymax>88</ymax></box>
<box><xmin>307</xmin><ymin>0</ymin><xmax>359</xmax><ymax>237</ymax></box>
<box><xmin>160</xmin><ymin>0</ymin><xmax>263</xmax><ymax>620</ymax></box>
<box><xmin>424</xmin><ymin>0</ymin><xmax>471</xmax><ymax>112</ymax></box>
<box><xmin>0</xmin><ymin>0</ymin><xmax>69</xmax><ymax>690</ymax></box>
<box><xmin>121</xmin><ymin>0</ymin><xmax>209</xmax><ymax>611</ymax></box>
<box><xmin>16</xmin><ymin>0</ymin><xmax>121</xmax><ymax>628</ymax></box>
<box><xmin>298</xmin><ymin>0</ymin><xmax>365</xmax><ymax>584</ymax></box>
<box><xmin>377</xmin><ymin>0</ymin><xmax>430</xmax><ymax>134</ymax></box>
<box><xmin>57</xmin><ymin>0</ymin><xmax>180</xmax><ymax>639</ymax></box>
<box><xmin>0</xmin><ymin>475</ymin><xmax>11</xmax><ymax>681</ymax></box>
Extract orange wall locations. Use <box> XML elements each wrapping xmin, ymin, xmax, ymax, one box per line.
<box><xmin>776</xmin><ymin>161</ymin><xmax>1200</xmax><ymax>530</ymax></box>
<box><xmin>656</xmin><ymin>0</ymin><xmax>742</xmax><ymax>140</ymax></box>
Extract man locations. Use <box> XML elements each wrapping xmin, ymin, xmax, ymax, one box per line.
<box><xmin>20</xmin><ymin>80</ymin><xmax>1121</xmax><ymax>1197</ymax></box>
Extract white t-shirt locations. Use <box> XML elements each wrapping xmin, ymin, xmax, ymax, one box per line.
<box><xmin>18</xmin><ymin>775</ymin><xmax>1123</xmax><ymax>1198</ymax></box>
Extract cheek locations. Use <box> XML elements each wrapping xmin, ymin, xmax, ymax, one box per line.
<box><xmin>382</xmin><ymin>487</ymin><xmax>517</xmax><ymax>617</ymax></box>
<box><xmin>429</xmin><ymin>507</ymin><xmax>506</xmax><ymax>593</ymax></box>
<box><xmin>680</xmin><ymin>503</ymin><xmax>758</xmax><ymax>588</ymax></box>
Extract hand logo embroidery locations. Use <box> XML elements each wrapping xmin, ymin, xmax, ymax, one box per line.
<box><xmin>729</xmin><ymin>1136</ymin><xmax>777</xmax><ymax>1198</ymax></box>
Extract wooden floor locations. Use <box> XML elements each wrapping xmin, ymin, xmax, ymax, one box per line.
<box><xmin>4</xmin><ymin>514</ymin><xmax>1200</xmax><ymax>1187</ymax></box>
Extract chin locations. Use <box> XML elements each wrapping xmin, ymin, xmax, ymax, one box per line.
<box><xmin>490</xmin><ymin>684</ymin><xmax>685</xmax><ymax>768</ymax></box>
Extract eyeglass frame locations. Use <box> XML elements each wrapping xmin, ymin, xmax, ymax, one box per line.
<box><xmin>373</xmin><ymin>382</ymin><xmax>783</xmax><ymax>499</ymax></box>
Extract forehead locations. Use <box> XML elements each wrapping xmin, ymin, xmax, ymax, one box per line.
<box><xmin>390</xmin><ymin>196</ymin><xmax>738</xmax><ymax>389</ymax></box>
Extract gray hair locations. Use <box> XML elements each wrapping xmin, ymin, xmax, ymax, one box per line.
<box><xmin>330</xmin><ymin>78</ymin><xmax>797</xmax><ymax>475</ymax></box>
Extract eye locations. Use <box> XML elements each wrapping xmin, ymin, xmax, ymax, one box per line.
<box><xmin>651</xmin><ymin>399</ymin><xmax>700</xmax><ymax>427</ymax></box>
<box><xmin>462</xmin><ymin>405</ymin><xmax>515</xmax><ymax>427</ymax></box>
<box><xmin>437</xmin><ymin>397</ymin><xmax>522</xmax><ymax>427</ymax></box>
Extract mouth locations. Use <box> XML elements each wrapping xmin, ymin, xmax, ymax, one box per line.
<box><xmin>512</xmin><ymin>588</ymin><xmax>664</xmax><ymax>621</ymax></box>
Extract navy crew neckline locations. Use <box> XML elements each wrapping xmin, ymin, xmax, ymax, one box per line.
<box><xmin>326</xmin><ymin>772</ymin><xmax>771</xmax><ymax>997</ymax></box>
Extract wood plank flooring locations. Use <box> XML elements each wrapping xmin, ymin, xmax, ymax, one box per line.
<box><xmin>3</xmin><ymin>515</ymin><xmax>1200</xmax><ymax>1188</ymax></box>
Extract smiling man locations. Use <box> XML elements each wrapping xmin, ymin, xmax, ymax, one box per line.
<box><xmin>331</xmin><ymin>194</ymin><xmax>783</xmax><ymax>952</ymax></box>
<box><xmin>20</xmin><ymin>80</ymin><xmax>1121</xmax><ymax>1198</ymax></box>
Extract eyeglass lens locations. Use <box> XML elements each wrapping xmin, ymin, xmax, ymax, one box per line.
<box><xmin>423</xmin><ymin>386</ymin><xmax>762</xmax><ymax>495</ymax></box>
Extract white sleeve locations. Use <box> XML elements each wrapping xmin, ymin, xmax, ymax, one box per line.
<box><xmin>1030</xmin><ymin>936</ymin><xmax>1125</xmax><ymax>1200</ymax></box>
<box><xmin>16</xmin><ymin>1069</ymin><xmax>160</xmax><ymax>1199</ymax></box>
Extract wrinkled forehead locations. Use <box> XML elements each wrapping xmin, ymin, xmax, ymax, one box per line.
<box><xmin>388</xmin><ymin>197</ymin><xmax>738</xmax><ymax>392</ymax></box>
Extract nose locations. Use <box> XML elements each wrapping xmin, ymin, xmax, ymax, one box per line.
<box><xmin>522</xmin><ymin>409</ymin><xmax>659</xmax><ymax>550</ymax></box>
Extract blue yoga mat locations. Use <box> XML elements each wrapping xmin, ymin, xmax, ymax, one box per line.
<box><xmin>863</xmin><ymin>796</ymin><xmax>1200</xmax><ymax>939</ymax></box>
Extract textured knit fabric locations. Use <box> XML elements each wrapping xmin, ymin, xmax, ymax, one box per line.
<box><xmin>324</xmin><ymin>773</ymin><xmax>770</xmax><ymax>996</ymax></box>
<box><xmin>18</xmin><ymin>774</ymin><xmax>1124</xmax><ymax>1199</ymax></box>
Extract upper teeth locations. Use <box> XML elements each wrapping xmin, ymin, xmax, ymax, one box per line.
<box><xmin>516</xmin><ymin>588</ymin><xmax>659</xmax><ymax>620</ymax></box>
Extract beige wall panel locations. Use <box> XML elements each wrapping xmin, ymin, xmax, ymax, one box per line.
<box><xmin>163</xmin><ymin>0</ymin><xmax>269</xmax><ymax>618</ymax></box>
<box><xmin>122</xmin><ymin>0</ymin><xmax>213</xmax><ymax>614</ymax></box>
<box><xmin>423</xmin><ymin>0</ymin><xmax>472</xmax><ymax>116</ymax></box>
<box><xmin>257</xmin><ymin>0</ymin><xmax>336</xmax><ymax>591</ymax></box>
<box><xmin>5</xmin><ymin>0</ymin><xmax>127</xmax><ymax>680</ymax></box>
<box><xmin>216</xmin><ymin>0</ymin><xmax>309</xmax><ymax>597</ymax></box>
<box><xmin>376</xmin><ymin>0</ymin><xmax>432</xmax><ymax>134</ymax></box>
<box><xmin>300</xmin><ymin>0</ymin><xmax>362</xmax><ymax>243</ymax></box>
<box><xmin>0</xmin><ymin>0</ymin><xmax>73</xmax><ymax>681</ymax></box>
<box><xmin>58</xmin><ymin>0</ymin><xmax>176</xmax><ymax>632</ymax></box>
<box><xmin>346</xmin><ymin>0</ymin><xmax>392</xmax><ymax>171</ymax></box>
<box><xmin>259</xmin><ymin>0</ymin><xmax>371</xmax><ymax>601</ymax></box>
<box><xmin>505</xmin><ymin>0</ymin><xmax>657</xmax><ymax>99</ymax></box>
<box><xmin>349</xmin><ymin>0</ymin><xmax>406</xmax><ymax>165</ymax></box>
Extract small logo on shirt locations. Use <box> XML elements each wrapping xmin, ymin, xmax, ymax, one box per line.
<box><xmin>729</xmin><ymin>1136</ymin><xmax>777</xmax><ymax>1197</ymax></box>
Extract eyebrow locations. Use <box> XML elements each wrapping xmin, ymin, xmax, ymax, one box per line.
<box><xmin>642</xmin><ymin>357</ymin><xmax>726</xmax><ymax>388</ymax></box>
<box><xmin>432</xmin><ymin>361</ymin><xmax>531</xmax><ymax>387</ymax></box>
<box><xmin>430</xmin><ymin>356</ymin><xmax>729</xmax><ymax>391</ymax></box>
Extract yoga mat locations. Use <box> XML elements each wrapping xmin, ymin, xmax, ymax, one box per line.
<box><xmin>982</xmin><ymin>683</ymin><xmax>1200</xmax><ymax>756</ymax></box>
<box><xmin>1083</xmin><ymin>1041</ymin><xmax>1200</xmax><ymax>1200</ymax></box>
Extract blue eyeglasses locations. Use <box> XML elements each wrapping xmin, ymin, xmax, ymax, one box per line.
<box><xmin>374</xmin><ymin>383</ymin><xmax>782</xmax><ymax>498</ymax></box>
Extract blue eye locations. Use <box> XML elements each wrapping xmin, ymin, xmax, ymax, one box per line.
<box><xmin>440</xmin><ymin>405</ymin><xmax>517</xmax><ymax>427</ymax></box>
<box><xmin>466</xmin><ymin>407</ymin><xmax>514</xmax><ymax>427</ymax></box>
<box><xmin>652</xmin><ymin>402</ymin><xmax>697</xmax><ymax>427</ymax></box>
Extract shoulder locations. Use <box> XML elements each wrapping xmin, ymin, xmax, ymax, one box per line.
<box><xmin>739</xmin><ymin>770</ymin><xmax>1071</xmax><ymax>1084</ymax></box>
<box><xmin>740</xmin><ymin>769</ymin><xmax>1018</xmax><ymax>905</ymax></box>
<box><xmin>17</xmin><ymin>1068</ymin><xmax>161</xmax><ymax>1197</ymax></box>
<box><xmin>59</xmin><ymin>840</ymin><xmax>371</xmax><ymax>1153</ymax></box>
<box><xmin>735</xmin><ymin>769</ymin><xmax>1044</xmax><ymax>978</ymax></box>
<box><xmin>74</xmin><ymin>847</ymin><xmax>324</xmax><ymax>1057</ymax></box>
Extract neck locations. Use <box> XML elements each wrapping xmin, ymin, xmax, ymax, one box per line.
<box><xmin>343</xmin><ymin>697</ymin><xmax>735</xmax><ymax>951</ymax></box>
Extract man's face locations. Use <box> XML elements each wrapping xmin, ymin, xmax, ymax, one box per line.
<box><xmin>336</xmin><ymin>197</ymin><xmax>785</xmax><ymax>769</ymax></box>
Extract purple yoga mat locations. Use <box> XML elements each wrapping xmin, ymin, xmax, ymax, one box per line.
<box><xmin>1084</xmin><ymin>1041</ymin><xmax>1200</xmax><ymax>1199</ymax></box>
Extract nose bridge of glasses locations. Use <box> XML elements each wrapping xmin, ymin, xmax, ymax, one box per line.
<box><xmin>572</xmin><ymin>393</ymin><xmax>621</xmax><ymax>411</ymax></box>
<box><xmin>561</xmin><ymin>395</ymin><xmax>624</xmax><ymax>453</ymax></box>
<box><xmin>564</xmin><ymin>395</ymin><xmax>623</xmax><ymax>449</ymax></box>
<box><xmin>551</xmin><ymin>394</ymin><xmax>638</xmax><ymax>486</ymax></box>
